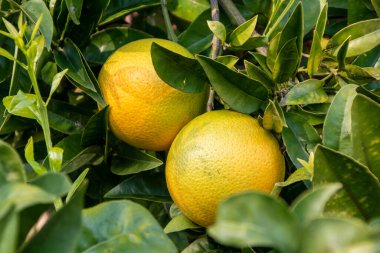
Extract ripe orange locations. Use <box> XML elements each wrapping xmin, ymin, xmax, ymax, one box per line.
<box><xmin>98</xmin><ymin>38</ymin><xmax>208</xmax><ymax>151</ymax></box>
<box><xmin>166</xmin><ymin>110</ymin><xmax>285</xmax><ymax>227</ymax></box>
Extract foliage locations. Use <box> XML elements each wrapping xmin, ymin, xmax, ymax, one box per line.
<box><xmin>0</xmin><ymin>0</ymin><xmax>380</xmax><ymax>252</ymax></box>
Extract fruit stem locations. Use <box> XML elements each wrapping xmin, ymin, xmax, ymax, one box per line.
<box><xmin>207</xmin><ymin>0</ymin><xmax>222</xmax><ymax>111</ymax></box>
<box><xmin>160</xmin><ymin>0</ymin><xmax>178</xmax><ymax>42</ymax></box>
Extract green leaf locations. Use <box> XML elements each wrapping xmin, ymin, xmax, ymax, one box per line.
<box><xmin>326</xmin><ymin>19</ymin><xmax>380</xmax><ymax>57</ymax></box>
<box><xmin>111</xmin><ymin>143</ymin><xmax>163</xmax><ymax>176</ymax></box>
<box><xmin>0</xmin><ymin>205</ymin><xmax>18</xmax><ymax>253</ymax></box>
<box><xmin>267</xmin><ymin>32</ymin><xmax>281</xmax><ymax>72</ymax></box>
<box><xmin>245</xmin><ymin>60</ymin><xmax>276</xmax><ymax>90</ymax></box>
<box><xmin>341</xmin><ymin>65</ymin><xmax>379</xmax><ymax>84</ymax></box>
<box><xmin>48</xmin><ymin>147</ymin><xmax>64</xmax><ymax>172</ymax></box>
<box><xmin>168</xmin><ymin>0</ymin><xmax>210</xmax><ymax>22</ymax></box>
<box><xmin>229</xmin><ymin>16</ymin><xmax>258</xmax><ymax>47</ymax></box>
<box><xmin>196</xmin><ymin>55</ymin><xmax>268</xmax><ymax>114</ymax></box>
<box><xmin>54</xmin><ymin>134</ymin><xmax>100</xmax><ymax>173</ymax></box>
<box><xmin>0</xmin><ymin>140</ymin><xmax>26</xmax><ymax>183</ymax></box>
<box><xmin>262</xmin><ymin>99</ymin><xmax>286</xmax><ymax>133</ymax></box>
<box><xmin>300</xmin><ymin>217</ymin><xmax>370</xmax><ymax>253</ymax></box>
<box><xmin>351</xmin><ymin>94</ymin><xmax>380</xmax><ymax>179</ymax></box>
<box><xmin>243</xmin><ymin>0</ymin><xmax>272</xmax><ymax>19</ymax></box>
<box><xmin>307</xmin><ymin>4</ymin><xmax>327</xmax><ymax>76</ymax></box>
<box><xmin>20</xmin><ymin>0</ymin><xmax>54</xmax><ymax>49</ymax></box>
<box><xmin>83</xmin><ymin>27</ymin><xmax>152</xmax><ymax>65</ymax></box>
<box><xmin>178</xmin><ymin>10</ymin><xmax>213</xmax><ymax>53</ymax></box>
<box><xmin>21</xmin><ymin>183</ymin><xmax>85</xmax><ymax>253</ymax></box>
<box><xmin>100</xmin><ymin>0</ymin><xmax>160</xmax><ymax>25</ymax></box>
<box><xmin>65</xmin><ymin>0</ymin><xmax>83</xmax><ymax>25</ymax></box>
<box><xmin>337</xmin><ymin>36</ymin><xmax>351</xmax><ymax>70</ymax></box>
<box><xmin>282</xmin><ymin>112</ymin><xmax>321</xmax><ymax>168</ymax></box>
<box><xmin>285</xmin><ymin>79</ymin><xmax>328</xmax><ymax>105</ymax></box>
<box><xmin>81</xmin><ymin>106</ymin><xmax>108</xmax><ymax>147</ymax></box>
<box><xmin>207</xmin><ymin>20</ymin><xmax>226</xmax><ymax>43</ymax></box>
<box><xmin>274</xmin><ymin>168</ymin><xmax>312</xmax><ymax>189</ymax></box>
<box><xmin>76</xmin><ymin>200</ymin><xmax>177</xmax><ymax>253</ymax></box>
<box><xmin>181</xmin><ymin>237</ymin><xmax>220</xmax><ymax>253</ymax></box>
<box><xmin>3</xmin><ymin>91</ymin><xmax>40</xmax><ymax>122</ymax></box>
<box><xmin>372</xmin><ymin>0</ymin><xmax>380</xmax><ymax>17</ymax></box>
<box><xmin>322</xmin><ymin>84</ymin><xmax>357</xmax><ymax>156</ymax></box>
<box><xmin>164</xmin><ymin>214</ymin><xmax>200</xmax><ymax>234</ymax></box>
<box><xmin>53</xmin><ymin>39</ymin><xmax>105</xmax><ymax>106</ymax></box>
<box><xmin>208</xmin><ymin>192</ymin><xmax>299</xmax><ymax>253</ymax></box>
<box><xmin>314</xmin><ymin>145</ymin><xmax>380</xmax><ymax>220</ymax></box>
<box><xmin>47</xmin><ymin>68</ymin><xmax>68</xmax><ymax>105</ymax></box>
<box><xmin>151</xmin><ymin>42</ymin><xmax>208</xmax><ymax>93</ymax></box>
<box><xmin>0</xmin><ymin>183</ymin><xmax>56</xmax><ymax>211</ymax></box>
<box><xmin>66</xmin><ymin>168</ymin><xmax>89</xmax><ymax>203</ymax></box>
<box><xmin>291</xmin><ymin>183</ymin><xmax>342</xmax><ymax>227</ymax></box>
<box><xmin>30</xmin><ymin>172</ymin><xmax>71</xmax><ymax>197</ymax></box>
<box><xmin>215</xmin><ymin>55</ymin><xmax>239</xmax><ymax>68</ymax></box>
<box><xmin>105</xmin><ymin>171</ymin><xmax>171</xmax><ymax>202</ymax></box>
<box><xmin>25</xmin><ymin>137</ymin><xmax>47</xmax><ymax>175</ymax></box>
<box><xmin>273</xmin><ymin>38</ymin><xmax>299</xmax><ymax>83</ymax></box>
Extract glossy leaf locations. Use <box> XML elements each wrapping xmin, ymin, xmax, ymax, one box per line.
<box><xmin>245</xmin><ymin>60</ymin><xmax>276</xmax><ymax>89</ymax></box>
<box><xmin>48</xmin><ymin>147</ymin><xmax>64</xmax><ymax>172</ymax></box>
<box><xmin>215</xmin><ymin>55</ymin><xmax>239</xmax><ymax>68</ymax></box>
<box><xmin>208</xmin><ymin>191</ymin><xmax>299</xmax><ymax>253</ymax></box>
<box><xmin>300</xmin><ymin>217</ymin><xmax>369</xmax><ymax>253</ymax></box>
<box><xmin>105</xmin><ymin>171</ymin><xmax>171</xmax><ymax>202</ymax></box>
<box><xmin>274</xmin><ymin>167</ymin><xmax>312</xmax><ymax>191</ymax></box>
<box><xmin>0</xmin><ymin>205</ymin><xmax>18</xmax><ymax>253</ymax></box>
<box><xmin>54</xmin><ymin>39</ymin><xmax>105</xmax><ymax>106</ymax></box>
<box><xmin>266</xmin><ymin>32</ymin><xmax>281</xmax><ymax>72</ymax></box>
<box><xmin>81</xmin><ymin>106</ymin><xmax>108</xmax><ymax>147</ymax></box>
<box><xmin>314</xmin><ymin>145</ymin><xmax>380</xmax><ymax>220</ymax></box>
<box><xmin>181</xmin><ymin>237</ymin><xmax>220</xmax><ymax>253</ymax></box>
<box><xmin>76</xmin><ymin>200</ymin><xmax>177</xmax><ymax>253</ymax></box>
<box><xmin>168</xmin><ymin>0</ymin><xmax>210</xmax><ymax>22</ymax></box>
<box><xmin>83</xmin><ymin>27</ymin><xmax>152</xmax><ymax>65</ymax></box>
<box><xmin>65</xmin><ymin>0</ymin><xmax>83</xmax><ymax>25</ymax></box>
<box><xmin>20</xmin><ymin>0</ymin><xmax>54</xmax><ymax>49</ymax></box>
<box><xmin>326</xmin><ymin>19</ymin><xmax>380</xmax><ymax>57</ymax></box>
<box><xmin>373</xmin><ymin>0</ymin><xmax>380</xmax><ymax>17</ymax></box>
<box><xmin>351</xmin><ymin>94</ymin><xmax>380</xmax><ymax>179</ymax></box>
<box><xmin>229</xmin><ymin>16</ymin><xmax>258</xmax><ymax>47</ymax></box>
<box><xmin>66</xmin><ymin>168</ymin><xmax>89</xmax><ymax>203</ymax></box>
<box><xmin>291</xmin><ymin>183</ymin><xmax>342</xmax><ymax>226</ymax></box>
<box><xmin>207</xmin><ymin>20</ymin><xmax>226</xmax><ymax>43</ymax></box>
<box><xmin>273</xmin><ymin>38</ymin><xmax>299</xmax><ymax>82</ymax></box>
<box><xmin>21</xmin><ymin>183</ymin><xmax>85</xmax><ymax>253</ymax></box>
<box><xmin>282</xmin><ymin>112</ymin><xmax>321</xmax><ymax>168</ymax></box>
<box><xmin>25</xmin><ymin>137</ymin><xmax>47</xmax><ymax>175</ymax></box>
<box><xmin>47</xmin><ymin>69</ymin><xmax>68</xmax><ymax>105</ymax></box>
<box><xmin>322</xmin><ymin>84</ymin><xmax>357</xmax><ymax>156</ymax></box>
<box><xmin>30</xmin><ymin>172</ymin><xmax>71</xmax><ymax>197</ymax></box>
<box><xmin>3</xmin><ymin>91</ymin><xmax>41</xmax><ymax>122</ymax></box>
<box><xmin>0</xmin><ymin>183</ymin><xmax>56</xmax><ymax>211</ymax></box>
<box><xmin>100</xmin><ymin>0</ymin><xmax>160</xmax><ymax>25</ymax></box>
<box><xmin>262</xmin><ymin>99</ymin><xmax>286</xmax><ymax>133</ymax></box>
<box><xmin>337</xmin><ymin>36</ymin><xmax>351</xmax><ymax>70</ymax></box>
<box><xmin>243</xmin><ymin>0</ymin><xmax>272</xmax><ymax>19</ymax></box>
<box><xmin>111</xmin><ymin>143</ymin><xmax>163</xmax><ymax>176</ymax></box>
<box><xmin>307</xmin><ymin>3</ymin><xmax>328</xmax><ymax>76</ymax></box>
<box><xmin>55</xmin><ymin>134</ymin><xmax>100</xmax><ymax>173</ymax></box>
<box><xmin>285</xmin><ymin>79</ymin><xmax>328</xmax><ymax>105</ymax></box>
<box><xmin>0</xmin><ymin>140</ymin><xmax>25</xmax><ymax>183</ymax></box>
<box><xmin>164</xmin><ymin>214</ymin><xmax>200</xmax><ymax>234</ymax></box>
<box><xmin>151</xmin><ymin>43</ymin><xmax>208</xmax><ymax>93</ymax></box>
<box><xmin>196</xmin><ymin>55</ymin><xmax>268</xmax><ymax>114</ymax></box>
<box><xmin>178</xmin><ymin>10</ymin><xmax>214</xmax><ymax>53</ymax></box>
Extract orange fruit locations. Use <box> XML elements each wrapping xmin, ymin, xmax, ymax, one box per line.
<box><xmin>166</xmin><ymin>110</ymin><xmax>285</xmax><ymax>227</ymax></box>
<box><xmin>98</xmin><ymin>38</ymin><xmax>208</xmax><ymax>151</ymax></box>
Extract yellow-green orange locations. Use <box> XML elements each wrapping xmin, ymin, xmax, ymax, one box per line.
<box><xmin>166</xmin><ymin>110</ymin><xmax>285</xmax><ymax>227</ymax></box>
<box><xmin>98</xmin><ymin>38</ymin><xmax>208</xmax><ymax>151</ymax></box>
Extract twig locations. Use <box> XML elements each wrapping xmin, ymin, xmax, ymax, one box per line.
<box><xmin>207</xmin><ymin>0</ymin><xmax>222</xmax><ymax>112</ymax></box>
<box><xmin>160</xmin><ymin>0</ymin><xmax>178</xmax><ymax>42</ymax></box>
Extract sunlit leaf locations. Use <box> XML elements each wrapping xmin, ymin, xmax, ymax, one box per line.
<box><xmin>285</xmin><ymin>79</ymin><xmax>328</xmax><ymax>105</ymax></box>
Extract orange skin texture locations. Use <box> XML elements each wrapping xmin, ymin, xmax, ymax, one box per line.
<box><xmin>166</xmin><ymin>110</ymin><xmax>285</xmax><ymax>227</ymax></box>
<box><xmin>98</xmin><ymin>38</ymin><xmax>208</xmax><ymax>151</ymax></box>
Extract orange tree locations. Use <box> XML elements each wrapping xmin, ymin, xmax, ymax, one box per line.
<box><xmin>0</xmin><ymin>0</ymin><xmax>380</xmax><ymax>252</ymax></box>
